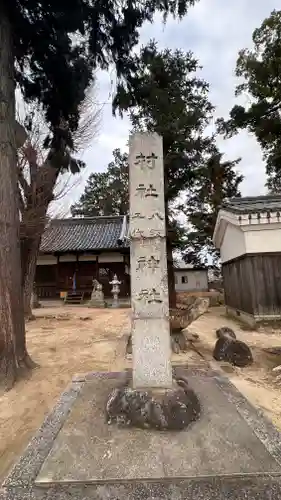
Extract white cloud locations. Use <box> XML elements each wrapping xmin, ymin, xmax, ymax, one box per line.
<box><xmin>65</xmin><ymin>0</ymin><xmax>278</xmax><ymax>210</ymax></box>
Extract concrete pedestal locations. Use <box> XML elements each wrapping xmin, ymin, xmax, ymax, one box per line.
<box><xmin>3</xmin><ymin>368</ymin><xmax>281</xmax><ymax>499</ymax></box>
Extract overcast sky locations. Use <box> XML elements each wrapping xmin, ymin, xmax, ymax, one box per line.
<box><xmin>60</xmin><ymin>0</ymin><xmax>278</xmax><ymax>214</ymax></box>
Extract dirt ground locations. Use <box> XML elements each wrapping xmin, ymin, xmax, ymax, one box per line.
<box><xmin>188</xmin><ymin>307</ymin><xmax>281</xmax><ymax>431</ymax></box>
<box><xmin>1</xmin><ymin>304</ymin><xmax>281</xmax><ymax>481</ymax></box>
<box><xmin>0</xmin><ymin>306</ymin><xmax>130</xmax><ymax>481</ymax></box>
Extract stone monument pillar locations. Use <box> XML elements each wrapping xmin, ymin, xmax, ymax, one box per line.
<box><xmin>129</xmin><ymin>133</ymin><xmax>172</xmax><ymax>389</ymax></box>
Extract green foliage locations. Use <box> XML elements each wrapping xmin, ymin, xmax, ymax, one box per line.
<box><xmin>71</xmin><ymin>149</ymin><xmax>129</xmax><ymax>216</ymax></box>
<box><xmin>217</xmin><ymin>9</ymin><xmax>281</xmax><ymax>192</ymax></box>
<box><xmin>178</xmin><ymin>150</ymin><xmax>243</xmax><ymax>266</ymax></box>
<box><xmin>113</xmin><ymin>41</ymin><xmax>242</xmax><ymax>264</ymax></box>
<box><xmin>73</xmin><ymin>42</ymin><xmax>242</xmax><ymax>266</ymax></box>
<box><xmin>113</xmin><ymin>40</ymin><xmax>214</xmax><ymax>201</ymax></box>
<box><xmin>73</xmin><ymin>41</ymin><xmax>215</xmax><ymax>251</ymax></box>
<box><xmin>71</xmin><ymin>145</ymin><xmax>186</xmax><ymax>250</ymax></box>
<box><xmin>8</xmin><ymin>0</ymin><xmax>197</xmax><ymax>149</ymax></box>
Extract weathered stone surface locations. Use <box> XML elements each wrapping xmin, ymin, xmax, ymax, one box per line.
<box><xmin>105</xmin><ymin>372</ymin><xmax>201</xmax><ymax>430</ymax></box>
<box><xmin>216</xmin><ymin>327</ymin><xmax>236</xmax><ymax>340</ymax></box>
<box><xmin>170</xmin><ymin>297</ymin><xmax>209</xmax><ymax>333</ymax></box>
<box><xmin>130</xmin><ymin>238</ymin><xmax>169</xmax><ymax>320</ymax></box>
<box><xmin>2</xmin><ymin>383</ymin><xmax>83</xmax><ymax>489</ymax></box>
<box><xmin>3</xmin><ymin>370</ymin><xmax>281</xmax><ymax>499</ymax></box>
<box><xmin>129</xmin><ymin>133</ymin><xmax>166</xmax><ymax>239</ymax></box>
<box><xmin>33</xmin><ymin>373</ymin><xmax>281</xmax><ymax>481</ymax></box>
<box><xmin>132</xmin><ymin>318</ymin><xmax>172</xmax><ymax>387</ymax></box>
<box><xmin>273</xmin><ymin>364</ymin><xmax>281</xmax><ymax>382</ymax></box>
<box><xmin>88</xmin><ymin>280</ymin><xmax>105</xmax><ymax>308</ymax></box>
<box><xmin>213</xmin><ymin>326</ymin><xmax>253</xmax><ymax>367</ymax></box>
<box><xmin>109</xmin><ymin>274</ymin><xmax>121</xmax><ymax>308</ymax></box>
<box><xmin>170</xmin><ymin>331</ymin><xmax>189</xmax><ymax>353</ymax></box>
<box><xmin>129</xmin><ymin>133</ymin><xmax>172</xmax><ymax>388</ymax></box>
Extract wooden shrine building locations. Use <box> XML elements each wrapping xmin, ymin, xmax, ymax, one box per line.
<box><xmin>36</xmin><ymin>216</ymin><xmax>130</xmax><ymax>299</ymax></box>
<box><xmin>213</xmin><ymin>195</ymin><xmax>281</xmax><ymax>326</ymax></box>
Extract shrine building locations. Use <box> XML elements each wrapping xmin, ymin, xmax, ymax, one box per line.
<box><xmin>213</xmin><ymin>195</ymin><xmax>281</xmax><ymax>327</ymax></box>
<box><xmin>35</xmin><ymin>216</ymin><xmax>130</xmax><ymax>299</ymax></box>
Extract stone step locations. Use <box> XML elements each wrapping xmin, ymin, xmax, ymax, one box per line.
<box><xmin>64</xmin><ymin>292</ymin><xmax>84</xmax><ymax>304</ymax></box>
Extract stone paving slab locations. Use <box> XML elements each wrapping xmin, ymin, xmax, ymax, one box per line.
<box><xmin>2</xmin><ymin>368</ymin><xmax>281</xmax><ymax>499</ymax></box>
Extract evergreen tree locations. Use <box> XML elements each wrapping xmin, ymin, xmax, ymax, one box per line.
<box><xmin>113</xmin><ymin>41</ymin><xmax>213</xmax><ymax>201</ymax></box>
<box><xmin>113</xmin><ymin>41</ymin><xmax>214</xmax><ymax>307</ymax></box>
<box><xmin>71</xmin><ymin>147</ymin><xmax>186</xmax><ymax>254</ymax></box>
<box><xmin>8</xmin><ymin>1</ymin><xmax>197</xmax><ymax>143</ymax></box>
<box><xmin>72</xmin><ymin>149</ymin><xmax>129</xmax><ymax>217</ymax></box>
<box><xmin>0</xmin><ymin>0</ymin><xmax>197</xmax><ymax>388</ymax></box>
<box><xmin>74</xmin><ymin>43</ymin><xmax>242</xmax><ymax>302</ymax></box>
<box><xmin>217</xmin><ymin>10</ymin><xmax>281</xmax><ymax>192</ymax></box>
<box><xmin>179</xmin><ymin>149</ymin><xmax>243</xmax><ymax>267</ymax></box>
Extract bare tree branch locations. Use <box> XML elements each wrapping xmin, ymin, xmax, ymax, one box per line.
<box><xmin>17</xmin><ymin>165</ymin><xmax>31</xmax><ymax>199</ymax></box>
<box><xmin>16</xmin><ymin>80</ymin><xmax>101</xmax><ymax>226</ymax></box>
<box><xmin>18</xmin><ymin>186</ymin><xmax>25</xmax><ymax>215</ymax></box>
<box><xmin>73</xmin><ymin>79</ymin><xmax>102</xmax><ymax>152</ymax></box>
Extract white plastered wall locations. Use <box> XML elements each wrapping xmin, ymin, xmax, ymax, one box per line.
<box><xmin>175</xmin><ymin>270</ymin><xmax>208</xmax><ymax>292</ymax></box>
<box><xmin>220</xmin><ymin>224</ymin><xmax>246</xmax><ymax>263</ymax></box>
<box><xmin>220</xmin><ymin>223</ymin><xmax>281</xmax><ymax>264</ymax></box>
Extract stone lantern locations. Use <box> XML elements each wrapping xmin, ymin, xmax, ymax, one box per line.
<box><xmin>109</xmin><ymin>274</ymin><xmax>121</xmax><ymax>308</ymax></box>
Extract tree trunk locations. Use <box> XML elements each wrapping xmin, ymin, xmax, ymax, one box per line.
<box><xmin>0</xmin><ymin>7</ymin><xmax>37</xmax><ymax>388</ymax></box>
<box><xmin>20</xmin><ymin>162</ymin><xmax>59</xmax><ymax>318</ymax></box>
<box><xmin>164</xmin><ymin>195</ymin><xmax>177</xmax><ymax>309</ymax></box>
<box><xmin>0</xmin><ymin>260</ymin><xmax>17</xmax><ymax>389</ymax></box>
<box><xmin>0</xmin><ymin>7</ymin><xmax>21</xmax><ymax>387</ymax></box>
<box><xmin>22</xmin><ymin>235</ymin><xmax>41</xmax><ymax>319</ymax></box>
<box><xmin>163</xmin><ymin>149</ymin><xmax>177</xmax><ymax>309</ymax></box>
<box><xmin>167</xmin><ymin>234</ymin><xmax>177</xmax><ymax>308</ymax></box>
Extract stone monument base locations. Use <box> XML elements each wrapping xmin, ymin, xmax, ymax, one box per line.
<box><xmin>2</xmin><ymin>368</ymin><xmax>281</xmax><ymax>500</ymax></box>
<box><xmin>105</xmin><ymin>369</ymin><xmax>201</xmax><ymax>430</ymax></box>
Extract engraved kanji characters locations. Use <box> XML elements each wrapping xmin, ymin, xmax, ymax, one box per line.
<box><xmin>136</xmin><ymin>256</ymin><xmax>146</xmax><ymax>270</ymax></box>
<box><xmin>136</xmin><ymin>288</ymin><xmax>162</xmax><ymax>303</ymax></box>
<box><xmin>131</xmin><ymin>212</ymin><xmax>164</xmax><ymax>222</ymax></box>
<box><xmin>135</xmin><ymin>183</ymin><xmax>158</xmax><ymax>198</ymax></box>
<box><xmin>130</xmin><ymin>228</ymin><xmax>165</xmax><ymax>239</ymax></box>
<box><xmin>134</xmin><ymin>152</ymin><xmax>158</xmax><ymax>170</ymax></box>
<box><xmin>136</xmin><ymin>255</ymin><xmax>160</xmax><ymax>271</ymax></box>
<box><xmin>131</xmin><ymin>212</ymin><xmax>146</xmax><ymax>220</ymax></box>
<box><xmin>148</xmin><ymin>212</ymin><xmax>164</xmax><ymax>221</ymax></box>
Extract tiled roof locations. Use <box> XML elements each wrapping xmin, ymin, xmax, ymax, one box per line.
<box><xmin>40</xmin><ymin>216</ymin><xmax>129</xmax><ymax>253</ymax></box>
<box><xmin>173</xmin><ymin>260</ymin><xmax>207</xmax><ymax>271</ymax></box>
<box><xmin>173</xmin><ymin>260</ymin><xmax>194</xmax><ymax>269</ymax></box>
<box><xmin>222</xmin><ymin>195</ymin><xmax>281</xmax><ymax>214</ymax></box>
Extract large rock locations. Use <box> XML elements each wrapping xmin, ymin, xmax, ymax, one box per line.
<box><xmin>106</xmin><ymin>370</ymin><xmax>201</xmax><ymax>431</ymax></box>
<box><xmin>170</xmin><ymin>296</ymin><xmax>210</xmax><ymax>333</ymax></box>
<box><xmin>213</xmin><ymin>327</ymin><xmax>253</xmax><ymax>367</ymax></box>
<box><xmin>127</xmin><ymin>297</ymin><xmax>210</xmax><ymax>355</ymax></box>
